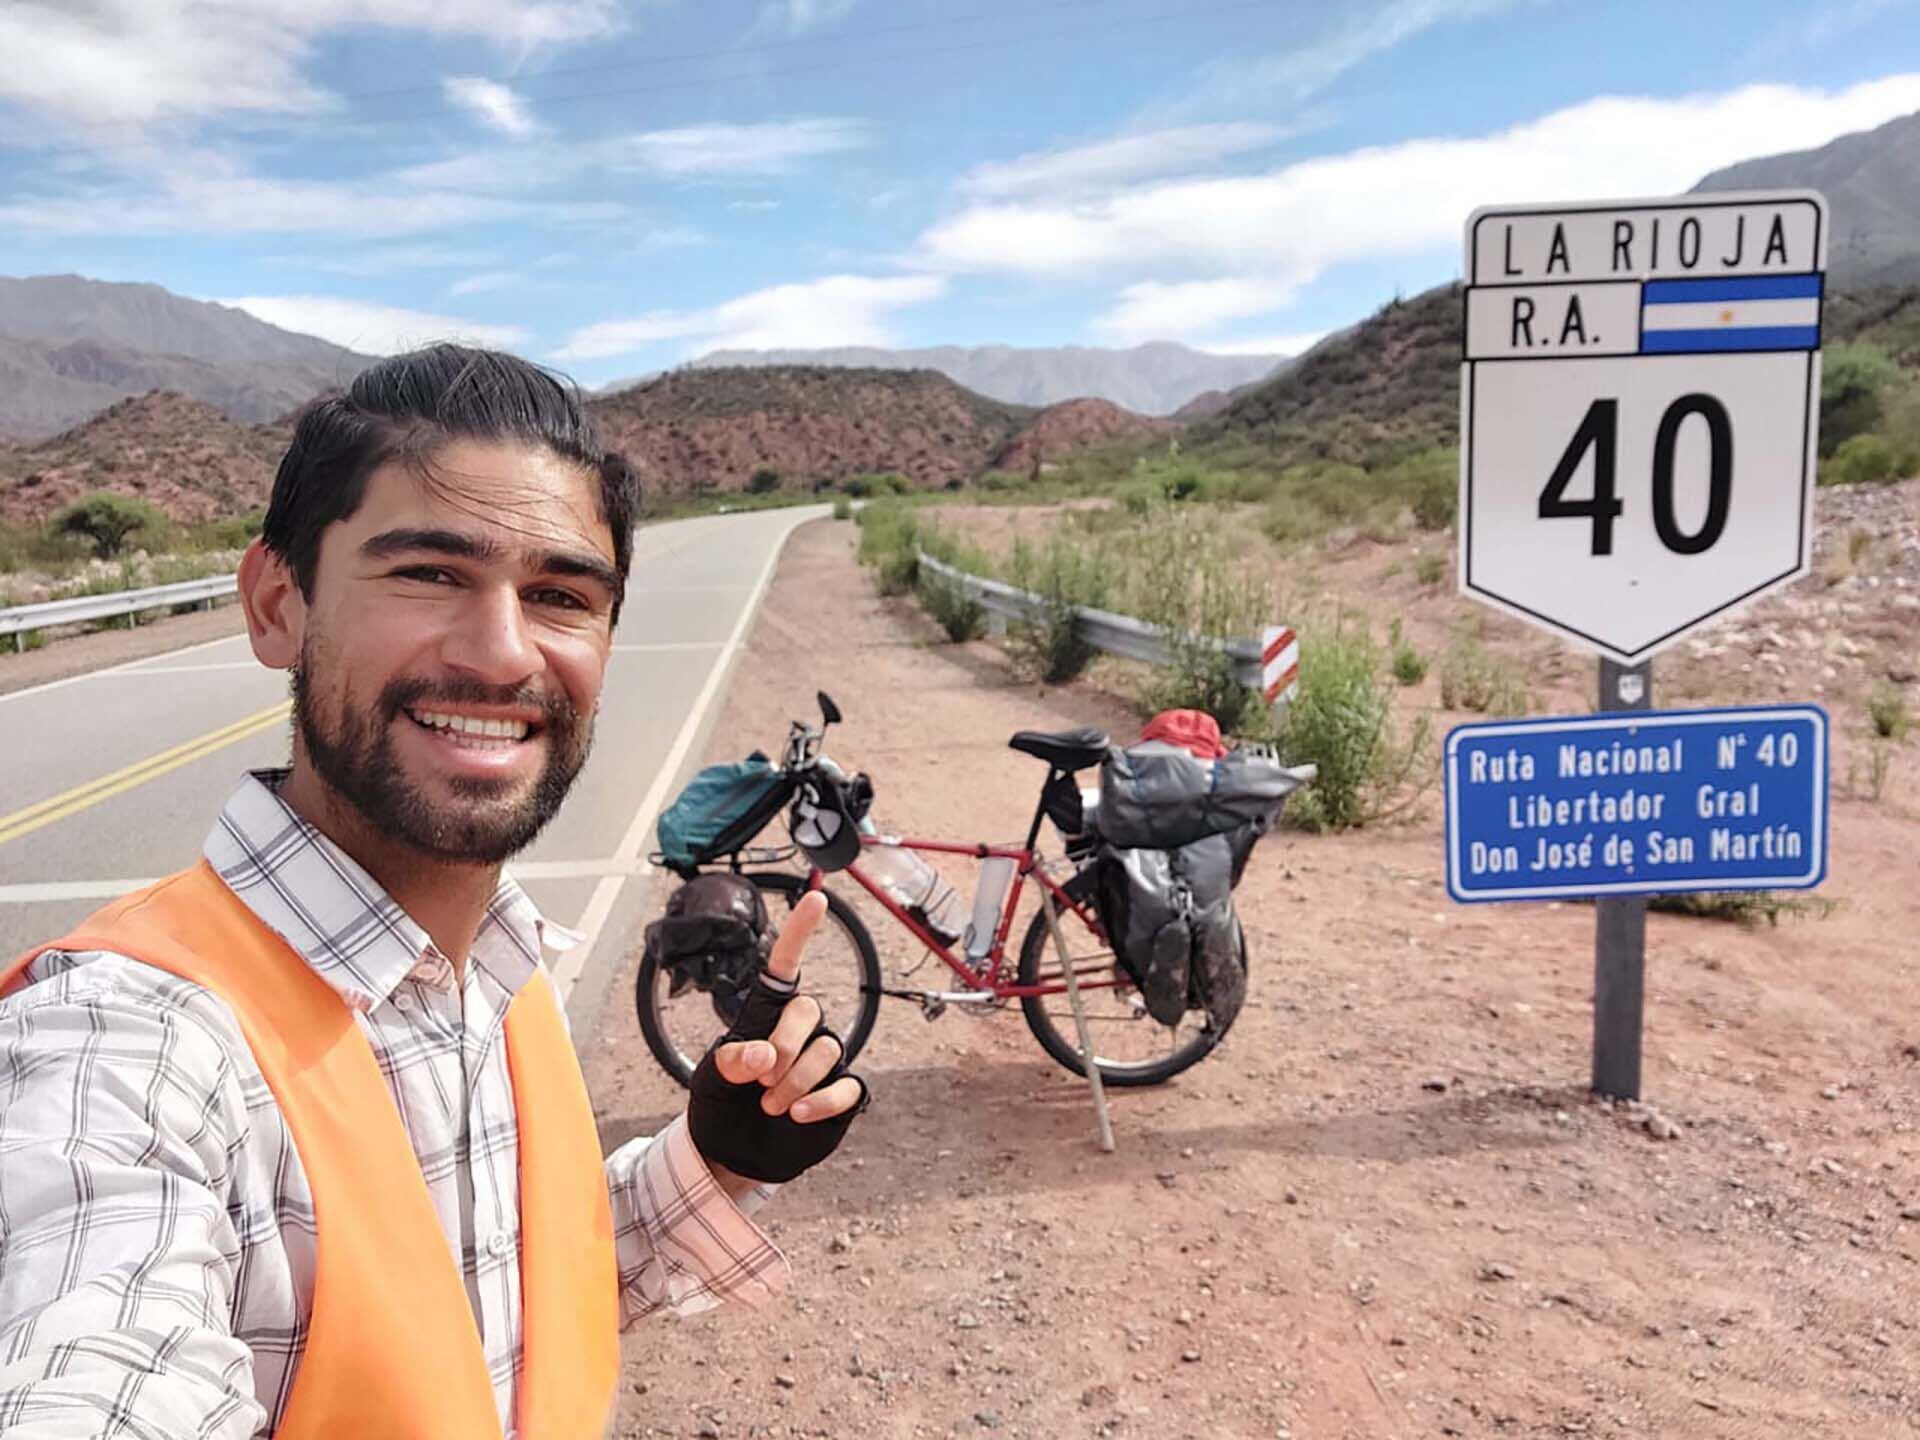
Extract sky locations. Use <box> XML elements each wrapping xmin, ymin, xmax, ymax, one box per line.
<box><xmin>1</xmin><ymin>0</ymin><xmax>1918</xmax><ymax>387</ymax></box>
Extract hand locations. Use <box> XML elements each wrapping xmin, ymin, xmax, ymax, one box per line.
<box><xmin>687</xmin><ymin>891</ymin><xmax>870</xmax><ymax>1185</ymax></box>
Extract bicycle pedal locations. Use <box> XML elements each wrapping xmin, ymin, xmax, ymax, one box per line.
<box><xmin>920</xmin><ymin>996</ymin><xmax>948</xmax><ymax>1022</ymax></box>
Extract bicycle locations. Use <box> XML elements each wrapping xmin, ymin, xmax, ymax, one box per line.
<box><xmin>636</xmin><ymin>692</ymin><xmax>1311</xmax><ymax>1088</ymax></box>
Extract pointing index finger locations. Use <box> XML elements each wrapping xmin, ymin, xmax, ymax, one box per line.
<box><xmin>765</xmin><ymin>889</ymin><xmax>826</xmax><ymax>985</ymax></box>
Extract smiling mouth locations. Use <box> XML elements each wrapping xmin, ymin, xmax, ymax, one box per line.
<box><xmin>404</xmin><ymin>707</ymin><xmax>541</xmax><ymax>748</ymax></box>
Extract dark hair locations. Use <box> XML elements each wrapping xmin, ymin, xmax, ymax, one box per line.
<box><xmin>263</xmin><ymin>344</ymin><xmax>640</xmax><ymax>620</ymax></box>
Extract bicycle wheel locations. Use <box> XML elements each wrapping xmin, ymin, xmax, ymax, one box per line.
<box><xmin>635</xmin><ymin>870</ymin><xmax>882</xmax><ymax>1087</ymax></box>
<box><xmin>1016</xmin><ymin>866</ymin><xmax>1243</xmax><ymax>1086</ymax></box>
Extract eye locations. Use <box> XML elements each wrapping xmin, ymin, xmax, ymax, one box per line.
<box><xmin>527</xmin><ymin>586</ymin><xmax>591</xmax><ymax>611</ymax></box>
<box><xmin>394</xmin><ymin>565</ymin><xmax>459</xmax><ymax>585</ymax></box>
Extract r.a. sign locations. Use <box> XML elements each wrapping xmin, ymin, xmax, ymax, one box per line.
<box><xmin>1459</xmin><ymin>192</ymin><xmax>1826</xmax><ymax>662</ymax></box>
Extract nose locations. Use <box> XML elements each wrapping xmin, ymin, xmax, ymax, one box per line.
<box><xmin>440</xmin><ymin>582</ymin><xmax>543</xmax><ymax>686</ymax></box>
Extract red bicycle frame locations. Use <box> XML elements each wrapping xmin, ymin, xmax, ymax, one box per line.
<box><xmin>805</xmin><ymin>835</ymin><xmax>1114</xmax><ymax>999</ymax></box>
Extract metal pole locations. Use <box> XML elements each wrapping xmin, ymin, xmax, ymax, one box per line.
<box><xmin>1037</xmin><ymin>878</ymin><xmax>1115</xmax><ymax>1153</ymax></box>
<box><xmin>1593</xmin><ymin>658</ymin><xmax>1652</xmax><ymax>1100</ymax></box>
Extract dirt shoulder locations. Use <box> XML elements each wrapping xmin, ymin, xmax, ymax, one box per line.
<box><xmin>584</xmin><ymin>517</ymin><xmax>1918</xmax><ymax>1440</ymax></box>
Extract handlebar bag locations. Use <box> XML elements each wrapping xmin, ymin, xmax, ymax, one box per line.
<box><xmin>657</xmin><ymin>753</ymin><xmax>795</xmax><ymax>871</ymax></box>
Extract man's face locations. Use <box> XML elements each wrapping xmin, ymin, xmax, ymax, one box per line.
<box><xmin>289</xmin><ymin>439</ymin><xmax>620</xmax><ymax>865</ymax></box>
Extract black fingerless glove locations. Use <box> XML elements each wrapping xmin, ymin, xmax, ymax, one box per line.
<box><xmin>687</xmin><ymin>976</ymin><xmax>870</xmax><ymax>1184</ymax></box>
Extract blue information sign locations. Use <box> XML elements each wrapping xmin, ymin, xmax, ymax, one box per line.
<box><xmin>1445</xmin><ymin>705</ymin><xmax>1828</xmax><ymax>903</ymax></box>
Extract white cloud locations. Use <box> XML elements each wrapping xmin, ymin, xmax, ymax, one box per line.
<box><xmin>962</xmin><ymin>123</ymin><xmax>1289</xmax><ymax>199</ymax></box>
<box><xmin>1093</xmin><ymin>277</ymin><xmax>1304</xmax><ymax>346</ymax></box>
<box><xmin>729</xmin><ymin>199</ymin><xmax>781</xmax><ymax>212</ymax></box>
<box><xmin>920</xmin><ymin>75</ymin><xmax>1920</xmax><ymax>286</ymax></box>
<box><xmin>449</xmin><ymin>270</ymin><xmax>521</xmax><ymax>297</ymax></box>
<box><xmin>303</xmin><ymin>245</ymin><xmax>496</xmax><ymax>275</ymax></box>
<box><xmin>220</xmin><ymin>295</ymin><xmax>532</xmax><ymax>354</ymax></box>
<box><xmin>752</xmin><ymin>0</ymin><xmax>857</xmax><ymax>36</ymax></box>
<box><xmin>0</xmin><ymin>1</ymin><xmax>621</xmax><ymax>129</ymax></box>
<box><xmin>443</xmin><ymin>76</ymin><xmax>540</xmax><ymax>139</ymax></box>
<box><xmin>553</xmin><ymin>274</ymin><xmax>947</xmax><ymax>362</ymax></box>
<box><xmin>1197</xmin><ymin>0</ymin><xmax>1523</xmax><ymax>108</ymax></box>
<box><xmin>638</xmin><ymin>224</ymin><xmax>710</xmax><ymax>249</ymax></box>
<box><xmin>1201</xmin><ymin>330</ymin><xmax>1330</xmax><ymax>357</ymax></box>
<box><xmin>395</xmin><ymin>119</ymin><xmax>868</xmax><ymax>192</ymax></box>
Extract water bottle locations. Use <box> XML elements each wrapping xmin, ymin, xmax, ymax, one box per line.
<box><xmin>964</xmin><ymin>856</ymin><xmax>1018</xmax><ymax>960</ymax></box>
<box><xmin>862</xmin><ymin>839</ymin><xmax>964</xmax><ymax>943</ymax></box>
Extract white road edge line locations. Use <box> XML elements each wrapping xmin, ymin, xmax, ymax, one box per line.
<box><xmin>550</xmin><ymin>514</ymin><xmax>806</xmax><ymax>1005</ymax></box>
<box><xmin>0</xmin><ymin>631</ymin><xmax>253</xmax><ymax>706</ymax></box>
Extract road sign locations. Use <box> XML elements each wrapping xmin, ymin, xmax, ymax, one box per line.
<box><xmin>1445</xmin><ymin>704</ymin><xmax>1828</xmax><ymax>903</ymax></box>
<box><xmin>1459</xmin><ymin>191</ymin><xmax>1827</xmax><ymax>662</ymax></box>
<box><xmin>1260</xmin><ymin>625</ymin><xmax>1298</xmax><ymax>706</ymax></box>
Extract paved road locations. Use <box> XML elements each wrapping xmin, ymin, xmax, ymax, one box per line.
<box><xmin>0</xmin><ymin>505</ymin><xmax>827</xmax><ymax>1027</ymax></box>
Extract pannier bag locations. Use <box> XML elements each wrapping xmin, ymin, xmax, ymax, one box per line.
<box><xmin>642</xmin><ymin>873</ymin><xmax>773</xmax><ymax>1024</ymax></box>
<box><xmin>1092</xmin><ymin>730</ymin><xmax>1305</xmax><ymax>1028</ymax></box>
<box><xmin>656</xmin><ymin>753</ymin><xmax>795</xmax><ymax>872</ymax></box>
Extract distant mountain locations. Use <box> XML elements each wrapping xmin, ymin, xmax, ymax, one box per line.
<box><xmin>587</xmin><ymin>365</ymin><xmax>1167</xmax><ymax>494</ymax></box>
<box><xmin>1691</xmin><ymin>109</ymin><xmax>1920</xmax><ymax>288</ymax></box>
<box><xmin>0</xmin><ymin>274</ymin><xmax>373</xmax><ymax>439</ymax></box>
<box><xmin>0</xmin><ymin>390</ymin><xmax>286</xmax><ymax>527</ymax></box>
<box><xmin>680</xmin><ymin>341</ymin><xmax>1290</xmax><ymax>417</ymax></box>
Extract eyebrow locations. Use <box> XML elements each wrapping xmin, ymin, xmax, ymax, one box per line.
<box><xmin>360</xmin><ymin>527</ymin><xmax>621</xmax><ymax>597</ymax></box>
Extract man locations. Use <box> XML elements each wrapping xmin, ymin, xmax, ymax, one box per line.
<box><xmin>0</xmin><ymin>345</ymin><xmax>865</xmax><ymax>1439</ymax></box>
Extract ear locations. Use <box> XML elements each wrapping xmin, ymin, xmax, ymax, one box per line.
<box><xmin>237</xmin><ymin>539</ymin><xmax>304</xmax><ymax>670</ymax></box>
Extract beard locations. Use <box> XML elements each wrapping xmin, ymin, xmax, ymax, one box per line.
<box><xmin>290</xmin><ymin>638</ymin><xmax>593</xmax><ymax>866</ymax></box>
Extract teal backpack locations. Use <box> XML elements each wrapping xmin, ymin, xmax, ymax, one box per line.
<box><xmin>655</xmin><ymin>754</ymin><xmax>795</xmax><ymax>874</ymax></box>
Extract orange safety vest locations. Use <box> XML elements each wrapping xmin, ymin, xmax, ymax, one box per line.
<box><xmin>2</xmin><ymin>862</ymin><xmax>619</xmax><ymax>1439</ymax></box>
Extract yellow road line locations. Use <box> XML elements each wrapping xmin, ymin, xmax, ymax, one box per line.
<box><xmin>0</xmin><ymin>700</ymin><xmax>290</xmax><ymax>848</ymax></box>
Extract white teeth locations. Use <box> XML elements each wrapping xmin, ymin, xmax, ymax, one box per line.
<box><xmin>411</xmin><ymin>709</ymin><xmax>530</xmax><ymax>741</ymax></box>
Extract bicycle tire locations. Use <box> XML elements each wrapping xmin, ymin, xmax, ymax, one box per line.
<box><xmin>1016</xmin><ymin>866</ymin><xmax>1244</xmax><ymax>1086</ymax></box>
<box><xmin>635</xmin><ymin>870</ymin><xmax>883</xmax><ymax>1087</ymax></box>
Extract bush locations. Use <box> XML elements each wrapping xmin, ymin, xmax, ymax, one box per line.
<box><xmin>1414</xmin><ymin>552</ymin><xmax>1446</xmax><ymax>586</ymax></box>
<box><xmin>49</xmin><ymin>491</ymin><xmax>172</xmax><ymax>559</ymax></box>
<box><xmin>1006</xmin><ymin>534</ymin><xmax>1110</xmax><ymax>683</ymax></box>
<box><xmin>1869</xmin><ymin>682</ymin><xmax>1912</xmax><ymax>741</ymax></box>
<box><xmin>184</xmin><ymin>510</ymin><xmax>265</xmax><ymax>551</ymax></box>
<box><xmin>842</xmin><ymin>475</ymin><xmax>875</xmax><ymax>498</ymax></box>
<box><xmin>1820</xmin><ymin>432</ymin><xmax>1917</xmax><ymax>487</ymax></box>
<box><xmin>1648</xmin><ymin>891</ymin><xmax>1837</xmax><ymax>926</ymax></box>
<box><xmin>1273</xmin><ymin>623</ymin><xmax>1430</xmax><ymax>832</ymax></box>
<box><xmin>831</xmin><ymin>495</ymin><xmax>853</xmax><ymax>521</ymax></box>
<box><xmin>1438</xmin><ymin>630</ymin><xmax>1530</xmax><ymax>715</ymax></box>
<box><xmin>917</xmin><ymin>568</ymin><xmax>985</xmax><ymax>642</ymax></box>
<box><xmin>1389</xmin><ymin>620</ymin><xmax>1427</xmax><ymax>685</ymax></box>
<box><xmin>854</xmin><ymin>499</ymin><xmax>922</xmax><ymax>594</ymax></box>
<box><xmin>748</xmin><ymin>466</ymin><xmax>781</xmax><ymax>494</ymax></box>
<box><xmin>1820</xmin><ymin>343</ymin><xmax>1902</xmax><ymax>455</ymax></box>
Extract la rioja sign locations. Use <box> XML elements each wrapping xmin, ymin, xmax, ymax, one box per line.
<box><xmin>1459</xmin><ymin>192</ymin><xmax>1827</xmax><ymax>662</ymax></box>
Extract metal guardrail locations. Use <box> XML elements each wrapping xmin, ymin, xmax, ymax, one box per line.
<box><xmin>916</xmin><ymin>551</ymin><xmax>1264</xmax><ymax>688</ymax></box>
<box><xmin>0</xmin><ymin>573</ymin><xmax>238</xmax><ymax>650</ymax></box>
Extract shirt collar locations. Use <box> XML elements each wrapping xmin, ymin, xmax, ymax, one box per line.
<box><xmin>202</xmin><ymin>769</ymin><xmax>559</xmax><ymax>1014</ymax></box>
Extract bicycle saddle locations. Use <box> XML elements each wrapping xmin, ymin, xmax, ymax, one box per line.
<box><xmin>1008</xmin><ymin>727</ymin><xmax>1110</xmax><ymax>772</ymax></box>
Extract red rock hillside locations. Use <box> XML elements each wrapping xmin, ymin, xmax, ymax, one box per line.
<box><xmin>0</xmin><ymin>390</ymin><xmax>287</xmax><ymax>526</ymax></box>
<box><xmin>986</xmin><ymin>396</ymin><xmax>1175</xmax><ymax>474</ymax></box>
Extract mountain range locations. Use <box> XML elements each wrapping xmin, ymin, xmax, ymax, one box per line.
<box><xmin>0</xmin><ymin>275</ymin><xmax>372</xmax><ymax>441</ymax></box>
<box><xmin>1692</xmin><ymin>108</ymin><xmax>1920</xmax><ymax>288</ymax></box>
<box><xmin>682</xmin><ymin>342</ymin><xmax>1289</xmax><ymax>417</ymax></box>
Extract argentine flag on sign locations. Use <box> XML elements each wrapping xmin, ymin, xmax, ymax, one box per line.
<box><xmin>1639</xmin><ymin>274</ymin><xmax>1822</xmax><ymax>354</ymax></box>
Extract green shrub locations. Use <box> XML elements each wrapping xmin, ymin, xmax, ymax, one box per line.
<box><xmin>49</xmin><ymin>492</ymin><xmax>172</xmax><ymax>559</ymax></box>
<box><xmin>1438</xmin><ymin>630</ymin><xmax>1530</xmax><ymax>715</ymax></box>
<box><xmin>1414</xmin><ymin>552</ymin><xmax>1446</xmax><ymax>586</ymax></box>
<box><xmin>831</xmin><ymin>495</ymin><xmax>853</xmax><ymax>521</ymax></box>
<box><xmin>1273</xmin><ymin>623</ymin><xmax>1431</xmax><ymax>832</ymax></box>
<box><xmin>855</xmin><ymin>500</ymin><xmax>921</xmax><ymax>594</ymax></box>
<box><xmin>976</xmin><ymin>470</ymin><xmax>1022</xmax><ymax>492</ymax></box>
<box><xmin>1820</xmin><ymin>343</ymin><xmax>1902</xmax><ymax>455</ymax></box>
<box><xmin>1388</xmin><ymin>620</ymin><xmax>1427</xmax><ymax>685</ymax></box>
<box><xmin>1820</xmin><ymin>432</ymin><xmax>1916</xmax><ymax>487</ymax></box>
<box><xmin>184</xmin><ymin>510</ymin><xmax>265</xmax><ymax>551</ymax></box>
<box><xmin>842</xmin><ymin>475</ymin><xmax>875</xmax><ymax>498</ymax></box>
<box><xmin>917</xmin><ymin>567</ymin><xmax>985</xmax><ymax>642</ymax></box>
<box><xmin>1006</xmin><ymin>534</ymin><xmax>1109</xmax><ymax>683</ymax></box>
<box><xmin>748</xmin><ymin>466</ymin><xmax>781</xmax><ymax>494</ymax></box>
<box><xmin>1869</xmin><ymin>682</ymin><xmax>1912</xmax><ymax>741</ymax></box>
<box><xmin>1648</xmin><ymin>891</ymin><xmax>1837</xmax><ymax>926</ymax></box>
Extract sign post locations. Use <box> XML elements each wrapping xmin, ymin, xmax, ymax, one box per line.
<box><xmin>1592</xmin><ymin>660</ymin><xmax>1650</xmax><ymax>1099</ymax></box>
<box><xmin>1456</xmin><ymin>190</ymin><xmax>1828</xmax><ymax>1100</ymax></box>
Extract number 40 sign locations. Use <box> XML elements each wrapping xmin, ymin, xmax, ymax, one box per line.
<box><xmin>1460</xmin><ymin>191</ymin><xmax>1827</xmax><ymax>662</ymax></box>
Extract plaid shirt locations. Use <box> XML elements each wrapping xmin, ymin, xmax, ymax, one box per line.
<box><xmin>0</xmin><ymin>771</ymin><xmax>788</xmax><ymax>1439</ymax></box>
